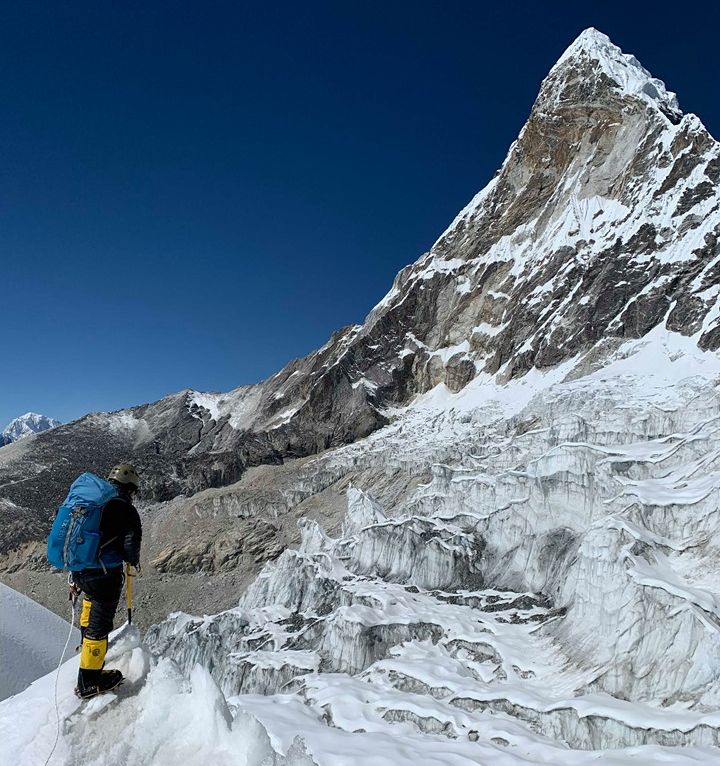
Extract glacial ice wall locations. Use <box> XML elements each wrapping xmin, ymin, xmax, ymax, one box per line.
<box><xmin>145</xmin><ymin>333</ymin><xmax>720</xmax><ymax>762</ymax></box>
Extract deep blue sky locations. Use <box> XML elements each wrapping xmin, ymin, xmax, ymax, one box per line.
<box><xmin>2</xmin><ymin>1</ymin><xmax>719</xmax><ymax>426</ymax></box>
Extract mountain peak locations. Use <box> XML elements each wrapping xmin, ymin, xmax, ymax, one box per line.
<box><xmin>559</xmin><ymin>26</ymin><xmax>617</xmax><ymax>60</ymax></box>
<box><xmin>2</xmin><ymin>412</ymin><xmax>60</xmax><ymax>444</ymax></box>
<box><xmin>547</xmin><ymin>27</ymin><xmax>681</xmax><ymax>116</ymax></box>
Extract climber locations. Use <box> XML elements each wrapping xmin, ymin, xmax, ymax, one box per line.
<box><xmin>68</xmin><ymin>463</ymin><xmax>142</xmax><ymax>698</ymax></box>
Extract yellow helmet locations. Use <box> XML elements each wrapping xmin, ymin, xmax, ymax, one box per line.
<box><xmin>108</xmin><ymin>463</ymin><xmax>140</xmax><ymax>490</ymax></box>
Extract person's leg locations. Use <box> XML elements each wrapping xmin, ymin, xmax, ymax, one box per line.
<box><xmin>73</xmin><ymin>568</ymin><xmax>123</xmax><ymax>694</ymax></box>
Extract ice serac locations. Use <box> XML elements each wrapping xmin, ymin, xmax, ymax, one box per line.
<box><xmin>146</xmin><ymin>420</ymin><xmax>720</xmax><ymax>761</ymax></box>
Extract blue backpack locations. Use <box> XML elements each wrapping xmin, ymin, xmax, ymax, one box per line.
<box><xmin>47</xmin><ymin>472</ymin><xmax>120</xmax><ymax>571</ymax></box>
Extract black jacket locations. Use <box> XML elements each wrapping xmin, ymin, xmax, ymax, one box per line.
<box><xmin>99</xmin><ymin>489</ymin><xmax>142</xmax><ymax>567</ymax></box>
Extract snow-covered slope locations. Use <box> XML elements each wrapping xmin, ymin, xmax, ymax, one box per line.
<box><xmin>2</xmin><ymin>413</ymin><xmax>60</xmax><ymax>444</ymax></box>
<box><xmin>0</xmin><ymin>583</ymin><xmax>79</xmax><ymax>700</ymax></box>
<box><xmin>0</xmin><ymin>626</ymin><xmax>316</xmax><ymax>766</ymax></box>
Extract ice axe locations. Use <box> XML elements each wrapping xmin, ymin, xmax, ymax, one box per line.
<box><xmin>106</xmin><ymin>565</ymin><xmax>140</xmax><ymax>649</ymax></box>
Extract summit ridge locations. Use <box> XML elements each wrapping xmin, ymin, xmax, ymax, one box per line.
<box><xmin>551</xmin><ymin>27</ymin><xmax>680</xmax><ymax>114</ymax></box>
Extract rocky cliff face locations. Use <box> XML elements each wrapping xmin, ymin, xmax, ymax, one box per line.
<box><xmin>362</xmin><ymin>29</ymin><xmax>719</xmax><ymax>384</ymax></box>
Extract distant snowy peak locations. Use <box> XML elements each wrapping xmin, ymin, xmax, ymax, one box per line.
<box><xmin>550</xmin><ymin>27</ymin><xmax>681</xmax><ymax>116</ymax></box>
<box><xmin>2</xmin><ymin>412</ymin><xmax>60</xmax><ymax>444</ymax></box>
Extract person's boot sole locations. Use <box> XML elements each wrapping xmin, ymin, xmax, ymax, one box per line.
<box><xmin>74</xmin><ymin>676</ymin><xmax>123</xmax><ymax>700</ymax></box>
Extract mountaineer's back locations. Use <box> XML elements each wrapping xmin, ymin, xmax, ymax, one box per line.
<box><xmin>47</xmin><ymin>462</ymin><xmax>142</xmax><ymax>699</ymax></box>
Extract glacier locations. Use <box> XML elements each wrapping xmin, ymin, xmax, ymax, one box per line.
<box><xmin>140</xmin><ymin>326</ymin><xmax>720</xmax><ymax>763</ymax></box>
<box><xmin>7</xmin><ymin>324</ymin><xmax>720</xmax><ymax>764</ymax></box>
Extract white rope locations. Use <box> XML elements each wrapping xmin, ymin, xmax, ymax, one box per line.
<box><xmin>43</xmin><ymin>596</ymin><xmax>77</xmax><ymax>766</ymax></box>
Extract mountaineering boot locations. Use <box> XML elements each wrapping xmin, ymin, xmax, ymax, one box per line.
<box><xmin>76</xmin><ymin>635</ymin><xmax>122</xmax><ymax>698</ymax></box>
<box><xmin>75</xmin><ymin>669</ymin><xmax>124</xmax><ymax>699</ymax></box>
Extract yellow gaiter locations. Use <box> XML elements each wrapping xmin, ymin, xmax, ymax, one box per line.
<box><xmin>79</xmin><ymin>637</ymin><xmax>108</xmax><ymax>670</ymax></box>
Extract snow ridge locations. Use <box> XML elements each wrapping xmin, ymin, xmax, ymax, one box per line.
<box><xmin>552</xmin><ymin>27</ymin><xmax>680</xmax><ymax>113</ymax></box>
